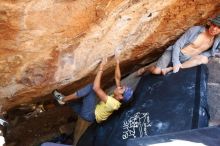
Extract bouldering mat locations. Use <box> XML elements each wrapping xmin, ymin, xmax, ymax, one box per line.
<box><xmin>77</xmin><ymin>65</ymin><xmax>210</xmax><ymax>146</ymax></box>
<box><xmin>127</xmin><ymin>125</ymin><xmax>220</xmax><ymax>146</ymax></box>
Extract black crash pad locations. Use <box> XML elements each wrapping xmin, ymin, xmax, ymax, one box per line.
<box><xmin>127</xmin><ymin>125</ymin><xmax>220</xmax><ymax>146</ymax></box>
<box><xmin>77</xmin><ymin>65</ymin><xmax>210</xmax><ymax>146</ymax></box>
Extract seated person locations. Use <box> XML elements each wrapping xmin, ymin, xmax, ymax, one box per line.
<box><xmin>52</xmin><ymin>57</ymin><xmax>133</xmax><ymax>145</ymax></box>
<box><xmin>137</xmin><ymin>14</ymin><xmax>220</xmax><ymax>76</ymax></box>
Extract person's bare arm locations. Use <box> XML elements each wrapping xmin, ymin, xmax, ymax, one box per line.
<box><xmin>93</xmin><ymin>59</ymin><xmax>108</xmax><ymax>103</ymax></box>
<box><xmin>115</xmin><ymin>58</ymin><xmax>121</xmax><ymax>87</ymax></box>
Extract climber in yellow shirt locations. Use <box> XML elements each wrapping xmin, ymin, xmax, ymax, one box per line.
<box><xmin>52</xmin><ymin>55</ymin><xmax>133</xmax><ymax>145</ymax></box>
<box><xmin>93</xmin><ymin>57</ymin><xmax>133</xmax><ymax>123</ymax></box>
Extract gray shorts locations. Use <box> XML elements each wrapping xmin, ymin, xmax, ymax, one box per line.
<box><xmin>156</xmin><ymin>50</ymin><xmax>191</xmax><ymax>69</ymax></box>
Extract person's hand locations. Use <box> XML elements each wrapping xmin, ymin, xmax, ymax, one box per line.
<box><xmin>114</xmin><ymin>46</ymin><xmax>123</xmax><ymax>60</ymax></box>
<box><xmin>99</xmin><ymin>57</ymin><xmax>108</xmax><ymax>70</ymax></box>
<box><xmin>173</xmin><ymin>64</ymin><xmax>182</xmax><ymax>73</ymax></box>
<box><xmin>115</xmin><ymin>56</ymin><xmax>120</xmax><ymax>64</ymax></box>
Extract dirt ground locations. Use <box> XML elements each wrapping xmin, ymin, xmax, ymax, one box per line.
<box><xmin>5</xmin><ymin>102</ymin><xmax>76</xmax><ymax>146</ymax></box>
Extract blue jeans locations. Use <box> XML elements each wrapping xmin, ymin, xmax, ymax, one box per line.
<box><xmin>69</xmin><ymin>84</ymin><xmax>97</xmax><ymax>122</ymax></box>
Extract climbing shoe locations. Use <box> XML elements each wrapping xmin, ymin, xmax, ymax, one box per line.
<box><xmin>52</xmin><ymin>90</ymin><xmax>65</xmax><ymax>105</ymax></box>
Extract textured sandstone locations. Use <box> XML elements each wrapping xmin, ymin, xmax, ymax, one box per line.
<box><xmin>0</xmin><ymin>0</ymin><xmax>219</xmax><ymax>111</ymax></box>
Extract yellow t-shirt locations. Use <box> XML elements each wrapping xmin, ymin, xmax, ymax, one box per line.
<box><xmin>95</xmin><ymin>95</ymin><xmax>121</xmax><ymax>123</ymax></box>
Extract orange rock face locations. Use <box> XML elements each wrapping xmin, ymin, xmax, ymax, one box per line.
<box><xmin>0</xmin><ymin>0</ymin><xmax>219</xmax><ymax>111</ymax></box>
